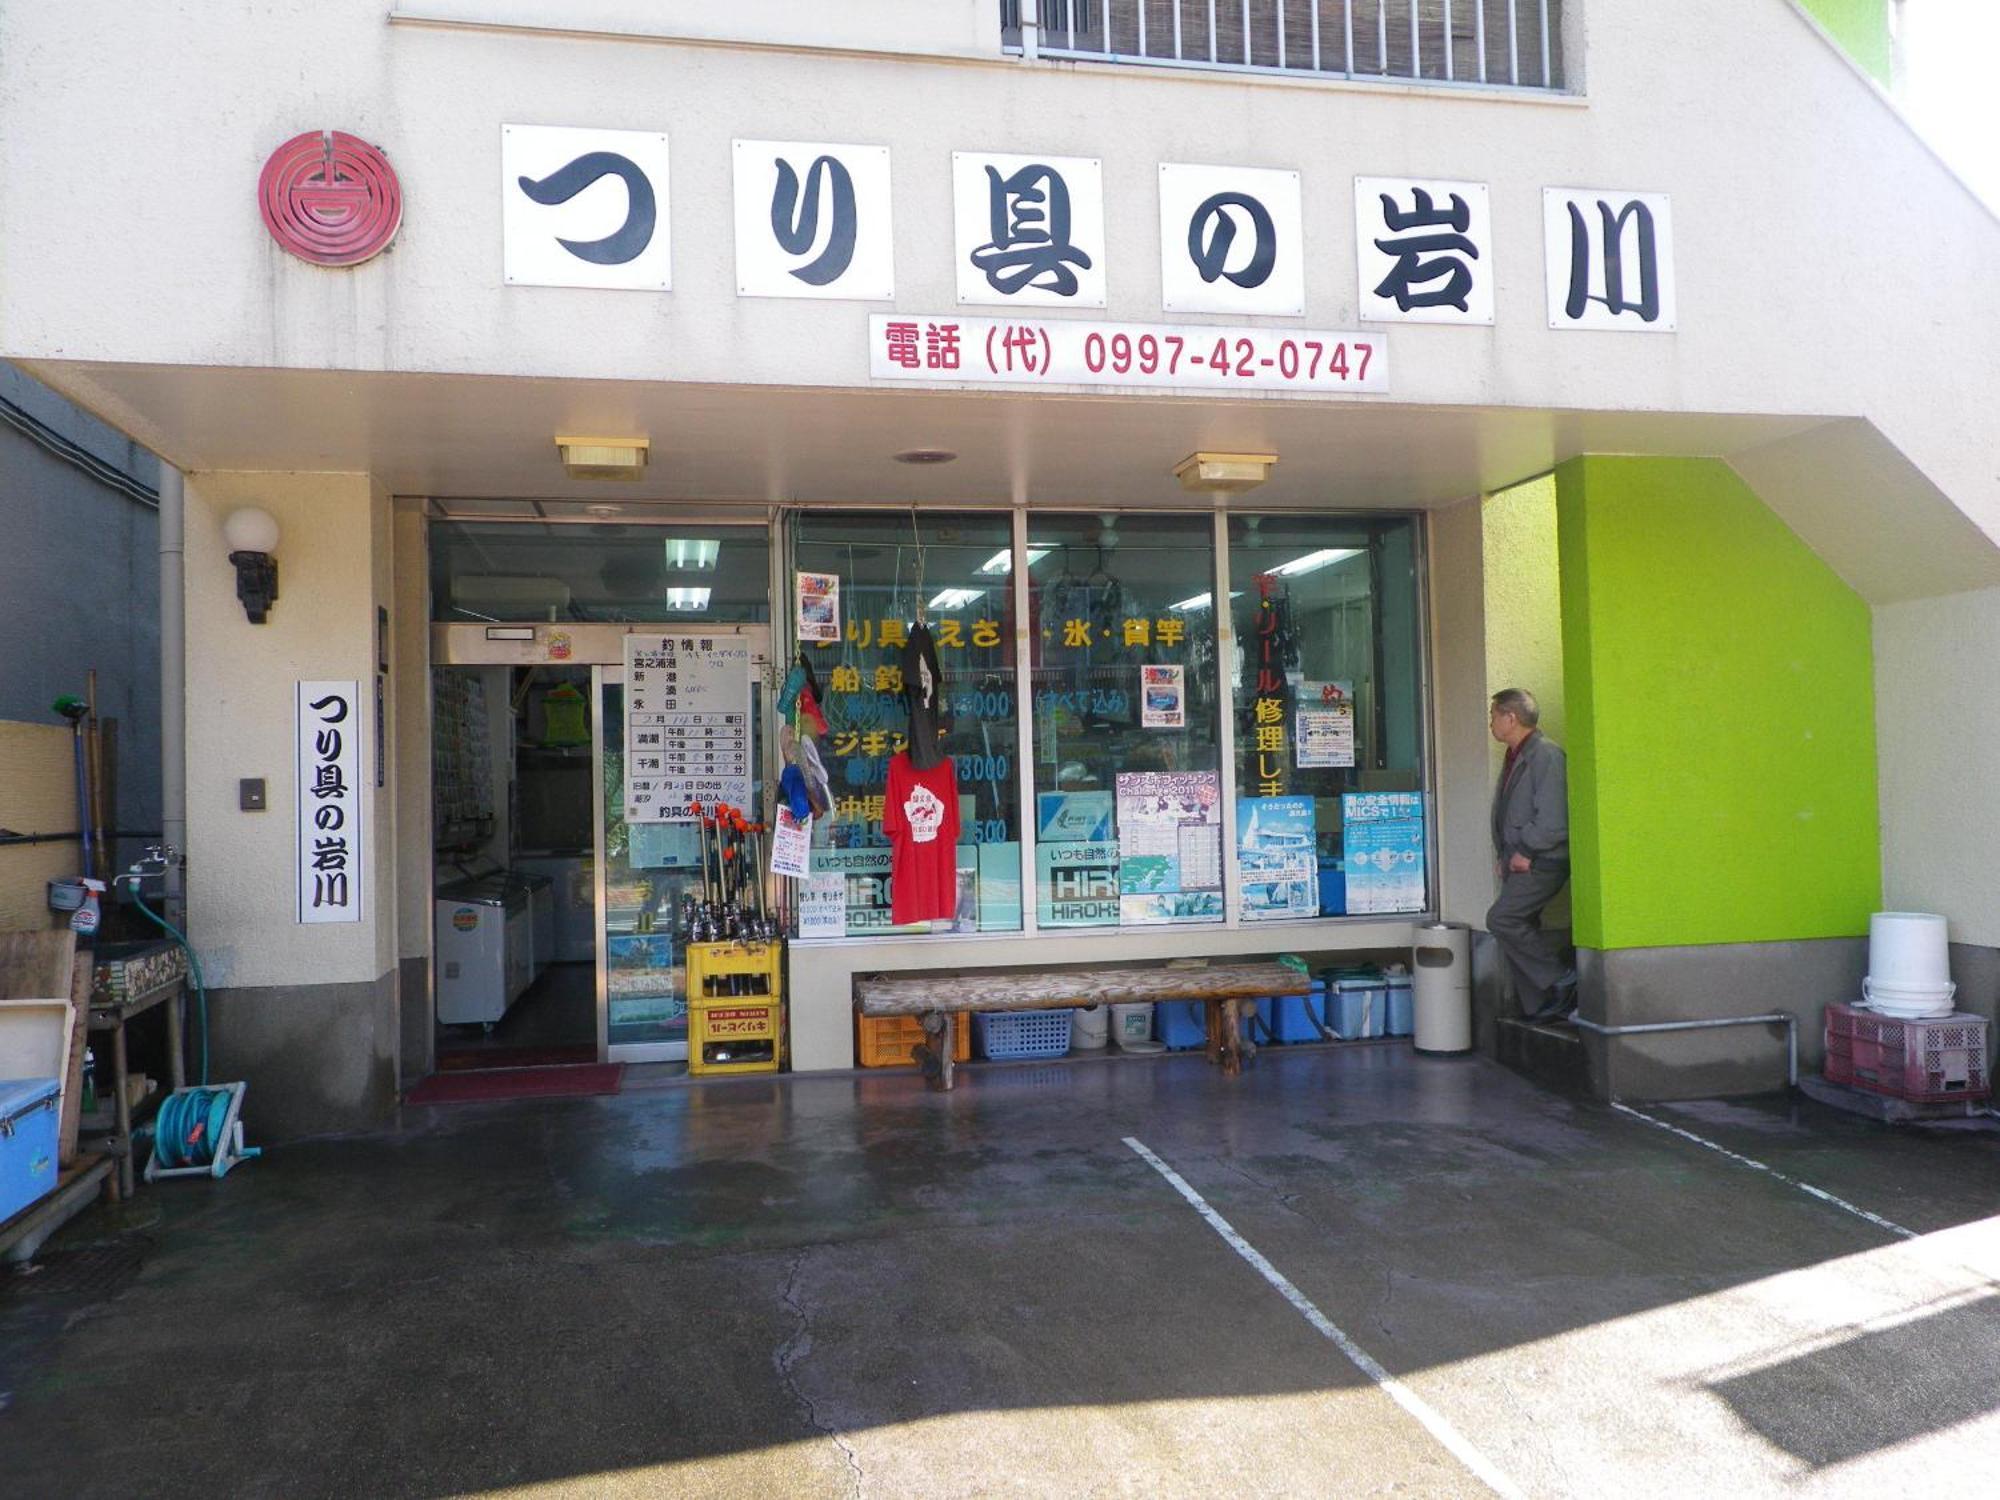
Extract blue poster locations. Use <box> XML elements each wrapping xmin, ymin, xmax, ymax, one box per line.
<box><xmin>1037</xmin><ymin>790</ymin><xmax>1115</xmax><ymax>843</ymax></box>
<box><xmin>1342</xmin><ymin>793</ymin><xmax>1426</xmax><ymax>914</ymax></box>
<box><xmin>1238</xmin><ymin>796</ymin><xmax>1318</xmax><ymax>921</ymax></box>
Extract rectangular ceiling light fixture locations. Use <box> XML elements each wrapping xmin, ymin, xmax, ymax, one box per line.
<box><xmin>663</xmin><ymin>587</ymin><xmax>712</xmax><ymax>611</ymax></box>
<box><xmin>927</xmin><ymin>588</ymin><xmax>984</xmax><ymax>611</ymax></box>
<box><xmin>556</xmin><ymin>435</ymin><xmax>650</xmax><ymax>481</ymax></box>
<box><xmin>663</xmin><ymin>537</ymin><xmax>720</xmax><ymax>571</ymax></box>
<box><xmin>976</xmin><ymin>547</ymin><xmax>1051</xmax><ymax>576</ymax></box>
<box><xmin>1268</xmin><ymin>547</ymin><xmax>1362</xmax><ymax>577</ymax></box>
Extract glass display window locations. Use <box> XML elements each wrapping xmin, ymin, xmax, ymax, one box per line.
<box><xmin>1027</xmin><ymin>512</ymin><xmax>1224</xmax><ymax>929</ymax></box>
<box><xmin>430</xmin><ymin>521</ymin><xmax>771</xmax><ymax>624</ymax></box>
<box><xmin>1228</xmin><ymin>514</ymin><xmax>1427</xmax><ymax>919</ymax></box>
<box><xmin>791</xmin><ymin>512</ymin><xmax>1023</xmax><ymax>936</ymax></box>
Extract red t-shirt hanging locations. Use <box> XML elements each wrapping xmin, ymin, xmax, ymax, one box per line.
<box><xmin>883</xmin><ymin>751</ymin><xmax>961</xmax><ymax>925</ymax></box>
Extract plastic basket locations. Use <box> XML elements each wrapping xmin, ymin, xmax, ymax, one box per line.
<box><xmin>1824</xmin><ymin>1003</ymin><xmax>1989</xmax><ymax>1102</ymax></box>
<box><xmin>857</xmin><ymin>1012</ymin><xmax>972</xmax><ymax>1069</ymax></box>
<box><xmin>975</xmin><ymin>1008</ymin><xmax>1074</xmax><ymax>1061</ymax></box>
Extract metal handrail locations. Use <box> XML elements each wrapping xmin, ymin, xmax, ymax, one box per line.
<box><xmin>1000</xmin><ymin>1</ymin><xmax>1564</xmax><ymax>91</ymax></box>
<box><xmin>1569</xmin><ymin>1012</ymin><xmax>1801</xmax><ymax>1089</ymax></box>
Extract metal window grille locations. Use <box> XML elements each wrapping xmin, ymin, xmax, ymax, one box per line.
<box><xmin>999</xmin><ymin>0</ymin><xmax>1564</xmax><ymax>90</ymax></box>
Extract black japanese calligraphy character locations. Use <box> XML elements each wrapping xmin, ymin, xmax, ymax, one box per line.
<box><xmin>310</xmin><ymin>837</ymin><xmax>349</xmax><ymax>871</ymax></box>
<box><xmin>970</xmin><ymin>164</ymin><xmax>1092</xmax><ymax>297</ymax></box>
<box><xmin>770</xmin><ymin>154</ymin><xmax>857</xmax><ymax>286</ymax></box>
<box><xmin>311</xmin><ymin>763</ymin><xmax>348</xmax><ymax>800</ymax></box>
<box><xmin>314</xmin><ymin>728</ymin><xmax>342</xmax><ymax>759</ymax></box>
<box><xmin>1371</xmin><ymin>188</ymin><xmax>1479</xmax><ymax>313</ymax></box>
<box><xmin>313</xmin><ymin>873</ymin><xmax>350</xmax><ymax>909</ymax></box>
<box><xmin>1566</xmin><ymin>199</ymin><xmax>1661</xmax><ymax>322</ymax></box>
<box><xmin>517</xmin><ymin>152</ymin><xmax>657</xmax><ymax>265</ymax></box>
<box><xmin>1187</xmin><ymin>191</ymin><xmax>1276</xmax><ymax>288</ymax></box>
<box><xmin>308</xmin><ymin>694</ymin><xmax>349</xmax><ymax>723</ymax></box>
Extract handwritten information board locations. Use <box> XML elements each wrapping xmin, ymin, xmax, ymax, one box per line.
<box><xmin>623</xmin><ymin>634</ymin><xmax>752</xmax><ymax>822</ymax></box>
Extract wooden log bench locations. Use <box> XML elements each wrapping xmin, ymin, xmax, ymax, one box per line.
<box><xmin>853</xmin><ymin>961</ymin><xmax>1312</xmax><ymax>1091</ymax></box>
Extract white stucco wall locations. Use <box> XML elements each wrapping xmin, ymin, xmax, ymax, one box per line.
<box><xmin>184</xmin><ymin>471</ymin><xmax>396</xmax><ymax>989</ymax></box>
<box><xmin>1874</xmin><ymin>585</ymin><xmax>2000</xmax><ymax>949</ymax></box>
<box><xmin>2</xmin><ymin>0</ymin><xmax>1998</xmax><ymax>590</ymax></box>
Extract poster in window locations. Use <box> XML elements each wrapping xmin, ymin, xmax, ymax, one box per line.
<box><xmin>1295</xmin><ymin>680</ymin><xmax>1356</xmax><ymax>769</ymax></box>
<box><xmin>798</xmin><ymin>874</ymin><xmax>848</xmax><ymax>939</ymax></box>
<box><xmin>1238</xmin><ymin>796</ymin><xmax>1319</xmax><ymax>921</ymax></box>
<box><xmin>796</xmin><ymin>571</ymin><xmax>841</xmax><ymax>643</ymax></box>
<box><xmin>1036</xmin><ymin>840</ymin><xmax>1121</xmax><ymax>927</ymax></box>
<box><xmin>1115</xmin><ymin>770</ymin><xmax>1223</xmax><ymax>925</ymax></box>
<box><xmin>1342</xmin><ymin>792</ymin><xmax>1427</xmax><ymax>914</ymax></box>
<box><xmin>1141</xmin><ymin>664</ymin><xmax>1185</xmax><ymax>729</ymax></box>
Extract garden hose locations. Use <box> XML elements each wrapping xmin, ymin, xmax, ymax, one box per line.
<box><xmin>152</xmin><ymin>1086</ymin><xmax>235</xmax><ymax>1171</ymax></box>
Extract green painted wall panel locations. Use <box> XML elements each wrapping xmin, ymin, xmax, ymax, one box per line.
<box><xmin>1800</xmin><ymin>0</ymin><xmax>1892</xmax><ymax>85</ymax></box>
<box><xmin>1555</xmin><ymin>457</ymin><xmax>1881</xmax><ymax>951</ymax></box>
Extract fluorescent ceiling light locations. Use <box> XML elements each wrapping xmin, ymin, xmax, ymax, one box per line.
<box><xmin>663</xmin><ymin>538</ymin><xmax>719</xmax><ymax>571</ymax></box>
<box><xmin>927</xmin><ymin>588</ymin><xmax>984</xmax><ymax>611</ymax></box>
<box><xmin>663</xmin><ymin>587</ymin><xmax>711</xmax><ymax>611</ymax></box>
<box><xmin>976</xmin><ymin>547</ymin><xmax>1051</xmax><ymax>576</ymax></box>
<box><xmin>1268</xmin><ymin>548</ymin><xmax>1362</xmax><ymax>577</ymax></box>
<box><xmin>1169</xmin><ymin>590</ymin><xmax>1244</xmax><ymax>612</ymax></box>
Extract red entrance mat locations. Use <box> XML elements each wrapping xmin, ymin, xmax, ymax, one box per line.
<box><xmin>405</xmin><ymin>1063</ymin><xmax>624</xmax><ymax>1105</ymax></box>
<box><xmin>436</xmin><ymin>1044</ymin><xmax>600</xmax><ymax>1073</ymax></box>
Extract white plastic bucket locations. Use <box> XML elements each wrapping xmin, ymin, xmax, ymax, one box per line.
<box><xmin>1111</xmin><ymin>1002</ymin><xmax>1154</xmax><ymax>1048</ymax></box>
<box><xmin>1072</xmin><ymin>1004</ymin><xmax>1109</xmax><ymax>1050</ymax></box>
<box><xmin>1860</xmin><ymin>976</ymin><xmax>1955</xmax><ymax>1017</ymax></box>
<box><xmin>1868</xmin><ymin>912</ymin><xmax>1951</xmax><ymax>989</ymax></box>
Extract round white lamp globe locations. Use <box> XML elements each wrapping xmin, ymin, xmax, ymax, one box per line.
<box><xmin>223</xmin><ymin>506</ymin><xmax>280</xmax><ymax>555</ymax></box>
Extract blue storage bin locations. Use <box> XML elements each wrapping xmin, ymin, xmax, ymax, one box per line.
<box><xmin>1268</xmin><ymin>982</ymin><xmax>1334</xmax><ymax>1044</ymax></box>
<box><xmin>975</xmin><ymin>1009</ymin><xmax>1074</xmax><ymax>1060</ymax></box>
<box><xmin>1385</xmin><ymin>976</ymin><xmax>1414</xmax><ymax>1037</ymax></box>
<box><xmin>1155</xmin><ymin>1000</ymin><xmax>1209</xmax><ymax>1050</ymax></box>
<box><xmin>0</xmin><ymin>1078</ymin><xmax>61</xmax><ymax>1225</ymax></box>
<box><xmin>1331</xmin><ymin>978</ymin><xmax>1387</xmax><ymax>1040</ymax></box>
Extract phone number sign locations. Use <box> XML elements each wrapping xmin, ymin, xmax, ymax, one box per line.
<box><xmin>869</xmin><ymin>315</ymin><xmax>1386</xmax><ymax>395</ymax></box>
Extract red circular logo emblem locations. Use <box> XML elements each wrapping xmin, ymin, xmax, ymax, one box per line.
<box><xmin>258</xmin><ymin>130</ymin><xmax>402</xmax><ymax>267</ymax></box>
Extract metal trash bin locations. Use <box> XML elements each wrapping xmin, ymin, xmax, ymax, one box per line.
<box><xmin>1412</xmin><ymin>922</ymin><xmax>1472</xmax><ymax>1054</ymax></box>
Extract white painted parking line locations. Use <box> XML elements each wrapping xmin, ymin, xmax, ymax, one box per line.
<box><xmin>1610</xmin><ymin>1103</ymin><xmax>1918</xmax><ymax>1240</ymax></box>
<box><xmin>1123</xmin><ymin>1136</ymin><xmax>1525</xmax><ymax>1500</ymax></box>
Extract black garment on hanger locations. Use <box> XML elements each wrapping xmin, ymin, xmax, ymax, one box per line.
<box><xmin>900</xmin><ymin>621</ymin><xmax>950</xmax><ymax>770</ymax></box>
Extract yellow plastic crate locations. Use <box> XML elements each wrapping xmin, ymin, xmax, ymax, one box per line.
<box><xmin>685</xmin><ymin>941</ymin><xmax>782</xmax><ymax>1002</ymax></box>
<box><xmin>688</xmin><ymin>994</ymin><xmax>783</xmax><ymax>1075</ymax></box>
<box><xmin>857</xmin><ymin>1011</ymin><xmax>973</xmax><ymax>1069</ymax></box>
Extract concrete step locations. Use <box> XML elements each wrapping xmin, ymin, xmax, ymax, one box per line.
<box><xmin>1495</xmin><ymin>1015</ymin><xmax>1594</xmax><ymax>1097</ymax></box>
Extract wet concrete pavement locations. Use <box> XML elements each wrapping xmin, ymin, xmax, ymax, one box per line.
<box><xmin>3</xmin><ymin>1045</ymin><xmax>1999</xmax><ymax>1497</ymax></box>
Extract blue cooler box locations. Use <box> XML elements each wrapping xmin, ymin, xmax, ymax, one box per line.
<box><xmin>1385</xmin><ymin>974</ymin><xmax>1414</xmax><ymax>1036</ymax></box>
<box><xmin>1268</xmin><ymin>982</ymin><xmax>1334</xmax><ymax>1044</ymax></box>
<box><xmin>1157</xmin><ymin>998</ymin><xmax>1273</xmax><ymax>1049</ymax></box>
<box><xmin>1</xmin><ymin>1078</ymin><xmax>61</xmax><ymax>1224</ymax></box>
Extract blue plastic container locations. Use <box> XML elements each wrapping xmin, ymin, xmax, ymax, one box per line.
<box><xmin>1155</xmin><ymin>1000</ymin><xmax>1210</xmax><ymax>1050</ymax></box>
<box><xmin>1331</xmin><ymin>978</ymin><xmax>1387</xmax><ymax>1040</ymax></box>
<box><xmin>1385</xmin><ymin>974</ymin><xmax>1414</xmax><ymax>1037</ymax></box>
<box><xmin>1268</xmin><ymin>982</ymin><xmax>1334</xmax><ymax>1044</ymax></box>
<box><xmin>0</xmin><ymin>1078</ymin><xmax>61</xmax><ymax>1225</ymax></box>
<box><xmin>975</xmin><ymin>1009</ymin><xmax>1074</xmax><ymax>1060</ymax></box>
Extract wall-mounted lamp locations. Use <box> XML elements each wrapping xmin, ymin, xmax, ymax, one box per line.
<box><xmin>1173</xmin><ymin>451</ymin><xmax>1278</xmax><ymax>494</ymax></box>
<box><xmin>223</xmin><ymin>506</ymin><xmax>281</xmax><ymax>623</ymax></box>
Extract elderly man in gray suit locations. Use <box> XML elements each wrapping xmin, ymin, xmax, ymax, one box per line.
<box><xmin>1488</xmin><ymin>688</ymin><xmax>1578</xmax><ymax>1022</ymax></box>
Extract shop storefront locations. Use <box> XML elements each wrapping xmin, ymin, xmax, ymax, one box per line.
<box><xmin>8</xmin><ymin>1</ymin><xmax>2000</xmax><ymax>1135</ymax></box>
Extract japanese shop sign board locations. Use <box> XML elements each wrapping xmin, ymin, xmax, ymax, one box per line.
<box><xmin>502</xmin><ymin>124</ymin><xmax>672</xmax><ymax>290</ymax></box>
<box><xmin>953</xmin><ymin>152</ymin><xmax>1107</xmax><ymax>308</ymax></box>
<box><xmin>1355</xmin><ymin>177</ymin><xmax>1495</xmax><ymax>326</ymax></box>
<box><xmin>1158</xmin><ymin>163</ymin><xmax>1305</xmax><ymax>318</ymax></box>
<box><xmin>1036</xmin><ymin>840</ymin><xmax>1122</xmax><ymax>927</ymax></box>
<box><xmin>1342</xmin><ymin>792</ymin><xmax>1427</xmax><ymax>915</ymax></box>
<box><xmin>1238</xmin><ymin>796</ymin><xmax>1319</xmax><ymax>922</ymax></box>
<box><xmin>870</xmin><ymin>315</ymin><xmax>1386</xmax><ymax>395</ymax></box>
<box><xmin>623</xmin><ymin>634</ymin><xmax>752</xmax><ymax>822</ymax></box>
<box><xmin>297</xmin><ymin>681</ymin><xmax>363</xmax><ymax>925</ymax></box>
<box><xmin>732</xmin><ymin>140</ymin><xmax>895</xmax><ymax>300</ymax></box>
<box><xmin>1543</xmin><ymin>189</ymin><xmax>1677</xmax><ymax>332</ymax></box>
<box><xmin>1115</xmin><ymin>771</ymin><xmax>1224</xmax><ymax>926</ymax></box>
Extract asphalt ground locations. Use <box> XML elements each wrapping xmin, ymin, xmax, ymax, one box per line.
<box><xmin>3</xmin><ymin>1044</ymin><xmax>1998</xmax><ymax>1497</ymax></box>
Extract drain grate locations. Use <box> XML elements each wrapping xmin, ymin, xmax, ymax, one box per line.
<box><xmin>6</xmin><ymin>1236</ymin><xmax>152</xmax><ymax>1300</ymax></box>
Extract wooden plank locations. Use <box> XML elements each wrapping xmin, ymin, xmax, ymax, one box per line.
<box><xmin>856</xmin><ymin>961</ymin><xmax>1310</xmax><ymax>1016</ymax></box>
<box><xmin>59</xmin><ymin>954</ymin><xmax>91</xmax><ymax>1165</ymax></box>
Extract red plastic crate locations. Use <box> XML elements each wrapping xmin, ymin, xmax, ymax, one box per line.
<box><xmin>1824</xmin><ymin>1004</ymin><xmax>1989</xmax><ymax>1102</ymax></box>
